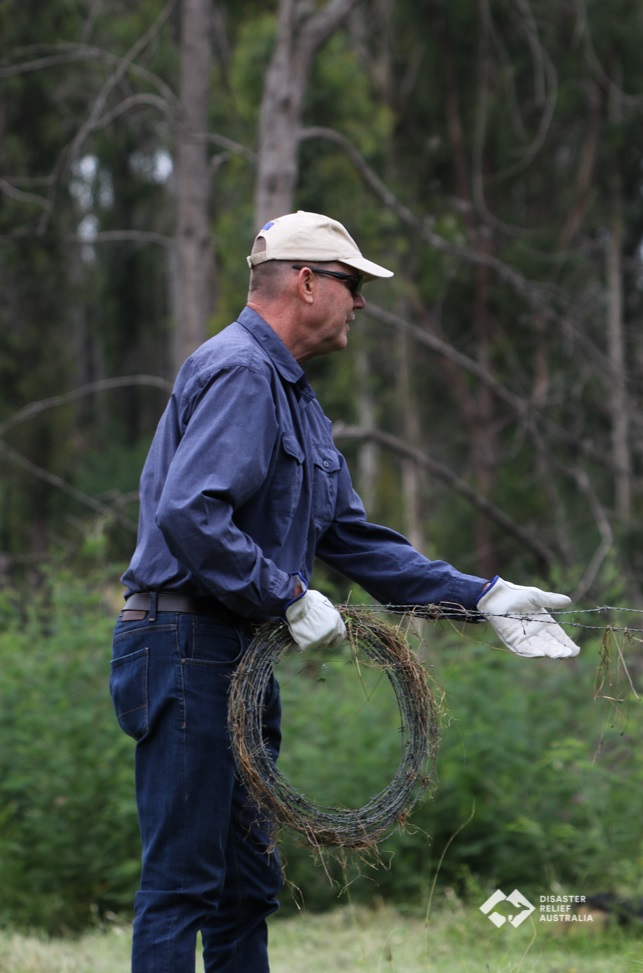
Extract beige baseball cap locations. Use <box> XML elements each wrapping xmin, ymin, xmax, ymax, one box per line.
<box><xmin>247</xmin><ymin>211</ymin><xmax>394</xmax><ymax>280</ymax></box>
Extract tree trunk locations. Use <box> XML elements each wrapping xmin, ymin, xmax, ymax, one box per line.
<box><xmin>398</xmin><ymin>327</ymin><xmax>426</xmax><ymax>552</ymax></box>
<box><xmin>173</xmin><ymin>0</ymin><xmax>214</xmax><ymax>373</ymax></box>
<box><xmin>605</xmin><ymin>62</ymin><xmax>631</xmax><ymax>521</ymax></box>
<box><xmin>606</xmin><ymin>153</ymin><xmax>630</xmax><ymax>520</ymax></box>
<box><xmin>433</xmin><ymin>4</ymin><xmax>497</xmax><ymax>578</ymax></box>
<box><xmin>254</xmin><ymin>0</ymin><xmax>358</xmax><ymax>227</ymax></box>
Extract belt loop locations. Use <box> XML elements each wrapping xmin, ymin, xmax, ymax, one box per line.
<box><xmin>148</xmin><ymin>591</ymin><xmax>158</xmax><ymax>623</ymax></box>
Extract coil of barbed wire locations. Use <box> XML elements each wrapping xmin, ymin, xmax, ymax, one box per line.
<box><xmin>227</xmin><ymin>606</ymin><xmax>440</xmax><ymax>850</ymax></box>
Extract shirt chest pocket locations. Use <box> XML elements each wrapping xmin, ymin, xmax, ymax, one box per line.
<box><xmin>311</xmin><ymin>446</ymin><xmax>341</xmax><ymax>530</ymax></box>
<box><xmin>271</xmin><ymin>434</ymin><xmax>306</xmax><ymax>523</ymax></box>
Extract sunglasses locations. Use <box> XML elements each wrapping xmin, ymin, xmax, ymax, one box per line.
<box><xmin>291</xmin><ymin>265</ymin><xmax>365</xmax><ymax>298</ymax></box>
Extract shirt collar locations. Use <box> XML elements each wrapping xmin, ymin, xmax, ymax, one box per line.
<box><xmin>237</xmin><ymin>305</ymin><xmax>309</xmax><ymax>390</ymax></box>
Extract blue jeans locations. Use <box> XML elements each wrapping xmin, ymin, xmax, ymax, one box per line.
<box><xmin>111</xmin><ymin>610</ymin><xmax>283</xmax><ymax>973</ymax></box>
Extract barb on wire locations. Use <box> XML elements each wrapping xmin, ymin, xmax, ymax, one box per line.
<box><xmin>371</xmin><ymin>601</ymin><xmax>643</xmax><ymax>635</ymax></box>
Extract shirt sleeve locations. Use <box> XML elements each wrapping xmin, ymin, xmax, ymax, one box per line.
<box><xmin>316</xmin><ymin>454</ymin><xmax>488</xmax><ymax>616</ymax></box>
<box><xmin>155</xmin><ymin>364</ymin><xmax>294</xmax><ymax>619</ymax></box>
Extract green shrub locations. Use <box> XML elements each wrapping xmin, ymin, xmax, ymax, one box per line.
<box><xmin>0</xmin><ymin>576</ymin><xmax>640</xmax><ymax>931</ymax></box>
<box><xmin>408</xmin><ymin>626</ymin><xmax>643</xmax><ymax>900</ymax></box>
<box><xmin>274</xmin><ymin>620</ymin><xmax>643</xmax><ymax>912</ymax></box>
<box><xmin>0</xmin><ymin>573</ymin><xmax>140</xmax><ymax>933</ymax></box>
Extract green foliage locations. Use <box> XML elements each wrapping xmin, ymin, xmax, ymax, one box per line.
<box><xmin>0</xmin><ymin>574</ymin><xmax>640</xmax><ymax>933</ymax></box>
<box><xmin>0</xmin><ymin>574</ymin><xmax>139</xmax><ymax>933</ymax></box>
<box><xmin>274</xmin><ymin>623</ymin><xmax>642</xmax><ymax>914</ymax></box>
<box><xmin>411</xmin><ymin>630</ymin><xmax>643</xmax><ymax>899</ymax></box>
<box><xmin>277</xmin><ymin>642</ymin><xmax>404</xmax><ymax>808</ymax></box>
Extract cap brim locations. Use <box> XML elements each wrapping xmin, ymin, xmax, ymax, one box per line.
<box><xmin>338</xmin><ymin>254</ymin><xmax>394</xmax><ymax>280</ymax></box>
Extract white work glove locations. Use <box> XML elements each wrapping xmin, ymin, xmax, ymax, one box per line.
<box><xmin>477</xmin><ymin>577</ymin><xmax>580</xmax><ymax>659</ymax></box>
<box><xmin>285</xmin><ymin>589</ymin><xmax>346</xmax><ymax>652</ymax></box>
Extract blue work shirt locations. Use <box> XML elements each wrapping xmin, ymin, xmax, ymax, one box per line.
<box><xmin>122</xmin><ymin>307</ymin><xmax>487</xmax><ymax>620</ymax></box>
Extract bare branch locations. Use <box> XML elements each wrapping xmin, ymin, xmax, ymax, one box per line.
<box><xmin>364</xmin><ymin>300</ymin><xmax>623</xmax><ymax>475</ymax></box>
<box><xmin>574</xmin><ymin>0</ymin><xmax>643</xmax><ymax>108</ymax></box>
<box><xmin>0</xmin><ymin>177</ymin><xmax>50</xmax><ymax>211</ymax></box>
<box><xmin>89</xmin><ymin>92</ymin><xmax>172</xmax><ymax>132</ymax></box>
<box><xmin>364</xmin><ymin>302</ymin><xmax>528</xmax><ymax>415</ymax></box>
<box><xmin>0</xmin><ymin>46</ymin><xmax>104</xmax><ymax>78</ymax></box>
<box><xmin>202</xmin><ymin>133</ymin><xmax>256</xmax><ymax>165</ymax></box>
<box><xmin>0</xmin><ymin>376</ymin><xmax>173</xmax><ymax>436</ymax></box>
<box><xmin>39</xmin><ymin>1</ymin><xmax>179</xmax><ymax>232</ymax></box>
<box><xmin>332</xmin><ymin>421</ymin><xmax>556</xmax><ymax>568</ymax></box>
<box><xmin>476</xmin><ymin>0</ymin><xmax>559</xmax><ymax>191</ymax></box>
<box><xmin>0</xmin><ymin>42</ymin><xmax>179</xmax><ymax>112</ymax></box>
<box><xmin>570</xmin><ymin>469</ymin><xmax>614</xmax><ymax>602</ymax></box>
<box><xmin>301</xmin><ymin>0</ymin><xmax>361</xmax><ymax>55</ymax></box>
<box><xmin>66</xmin><ymin>5</ymin><xmax>178</xmax><ymax>159</ymax></box>
<box><xmin>0</xmin><ymin>440</ymin><xmax>138</xmax><ymax>533</ymax></box>
<box><xmin>299</xmin><ymin>125</ymin><xmax>566</xmax><ymax>317</ymax></box>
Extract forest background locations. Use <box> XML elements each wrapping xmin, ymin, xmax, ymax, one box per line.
<box><xmin>0</xmin><ymin>0</ymin><xmax>642</xmax><ymax>938</ymax></box>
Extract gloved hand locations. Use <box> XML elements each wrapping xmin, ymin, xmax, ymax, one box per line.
<box><xmin>477</xmin><ymin>577</ymin><xmax>580</xmax><ymax>659</ymax></box>
<box><xmin>285</xmin><ymin>589</ymin><xmax>346</xmax><ymax>652</ymax></box>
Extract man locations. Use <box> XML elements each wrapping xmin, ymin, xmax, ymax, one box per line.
<box><xmin>111</xmin><ymin>211</ymin><xmax>580</xmax><ymax>973</ymax></box>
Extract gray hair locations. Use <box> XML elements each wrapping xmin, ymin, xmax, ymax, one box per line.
<box><xmin>248</xmin><ymin>241</ymin><xmax>293</xmax><ymax>297</ymax></box>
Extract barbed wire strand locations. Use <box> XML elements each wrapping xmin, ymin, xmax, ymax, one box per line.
<box><xmin>368</xmin><ymin>602</ymin><xmax>643</xmax><ymax>635</ymax></box>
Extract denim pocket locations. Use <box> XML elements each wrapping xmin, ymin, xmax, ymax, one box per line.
<box><xmin>176</xmin><ymin>613</ymin><xmax>245</xmax><ymax>667</ymax></box>
<box><xmin>110</xmin><ymin>646</ymin><xmax>150</xmax><ymax>741</ymax></box>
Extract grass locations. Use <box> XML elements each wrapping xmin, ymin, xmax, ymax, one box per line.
<box><xmin>0</xmin><ymin>903</ymin><xmax>640</xmax><ymax>973</ymax></box>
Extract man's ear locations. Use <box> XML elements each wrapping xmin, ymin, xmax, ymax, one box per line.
<box><xmin>294</xmin><ymin>267</ymin><xmax>316</xmax><ymax>304</ymax></box>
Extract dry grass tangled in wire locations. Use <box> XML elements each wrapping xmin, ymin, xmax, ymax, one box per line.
<box><xmin>228</xmin><ymin>606</ymin><xmax>440</xmax><ymax>851</ymax></box>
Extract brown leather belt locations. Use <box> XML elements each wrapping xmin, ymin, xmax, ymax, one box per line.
<box><xmin>122</xmin><ymin>591</ymin><xmax>247</xmax><ymax>628</ymax></box>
